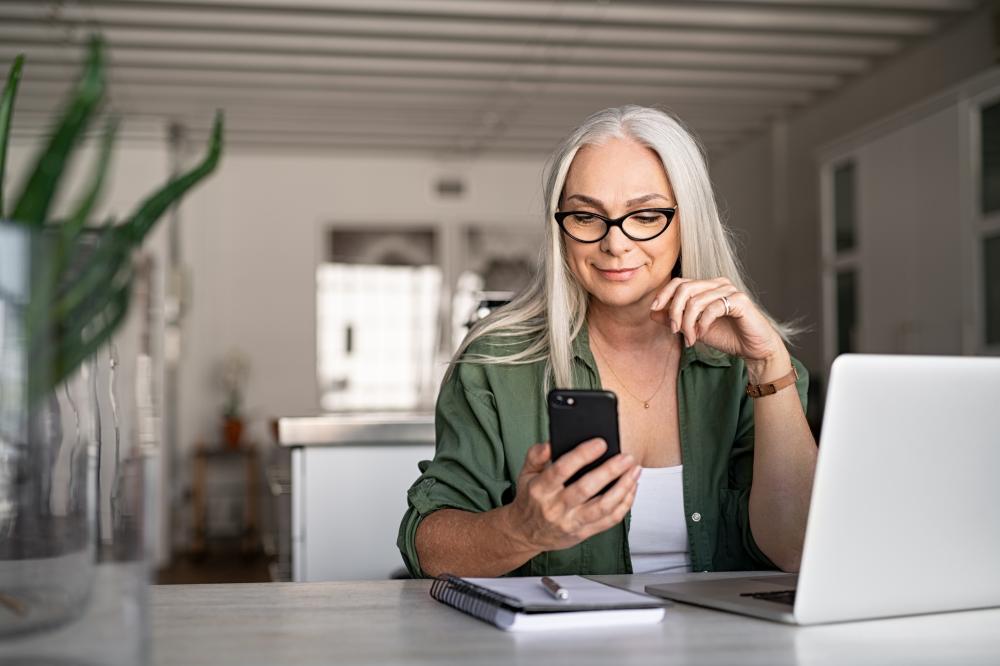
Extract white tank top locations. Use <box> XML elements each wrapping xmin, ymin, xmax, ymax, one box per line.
<box><xmin>628</xmin><ymin>465</ymin><xmax>692</xmax><ymax>574</ymax></box>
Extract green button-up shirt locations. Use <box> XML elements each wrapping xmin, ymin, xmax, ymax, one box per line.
<box><xmin>397</xmin><ymin>324</ymin><xmax>808</xmax><ymax>578</ymax></box>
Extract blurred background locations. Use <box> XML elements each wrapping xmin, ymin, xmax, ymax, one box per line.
<box><xmin>1</xmin><ymin>0</ymin><xmax>996</xmax><ymax>584</ymax></box>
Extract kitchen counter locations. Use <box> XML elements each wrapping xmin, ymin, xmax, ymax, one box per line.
<box><xmin>276</xmin><ymin>412</ymin><xmax>434</xmax><ymax>447</ymax></box>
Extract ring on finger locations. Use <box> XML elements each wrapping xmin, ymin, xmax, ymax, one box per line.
<box><xmin>720</xmin><ymin>295</ymin><xmax>732</xmax><ymax>316</ymax></box>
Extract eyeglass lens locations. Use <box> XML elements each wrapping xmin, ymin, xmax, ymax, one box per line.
<box><xmin>561</xmin><ymin>209</ymin><xmax>671</xmax><ymax>241</ymax></box>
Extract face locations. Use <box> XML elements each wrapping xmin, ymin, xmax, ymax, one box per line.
<box><xmin>559</xmin><ymin>136</ymin><xmax>680</xmax><ymax>310</ymax></box>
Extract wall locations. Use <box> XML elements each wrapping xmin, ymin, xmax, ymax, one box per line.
<box><xmin>711</xmin><ymin>4</ymin><xmax>996</xmax><ymax>381</ymax></box>
<box><xmin>176</xmin><ymin>151</ymin><xmax>548</xmax><ymax>454</ymax></box>
<box><xmin>852</xmin><ymin>105</ymin><xmax>964</xmax><ymax>356</ymax></box>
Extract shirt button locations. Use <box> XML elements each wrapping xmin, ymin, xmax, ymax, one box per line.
<box><xmin>691</xmin><ymin>512</ymin><xmax>702</xmax><ymax>523</ymax></box>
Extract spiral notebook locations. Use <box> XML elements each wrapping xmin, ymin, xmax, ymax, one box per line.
<box><xmin>430</xmin><ymin>575</ymin><xmax>668</xmax><ymax>632</ymax></box>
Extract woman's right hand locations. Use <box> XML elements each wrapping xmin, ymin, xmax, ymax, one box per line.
<box><xmin>505</xmin><ymin>439</ymin><xmax>641</xmax><ymax>553</ymax></box>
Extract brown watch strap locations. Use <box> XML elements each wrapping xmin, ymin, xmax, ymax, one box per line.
<box><xmin>745</xmin><ymin>365</ymin><xmax>798</xmax><ymax>399</ymax></box>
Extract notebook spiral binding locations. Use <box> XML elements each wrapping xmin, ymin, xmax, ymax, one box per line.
<box><xmin>430</xmin><ymin>575</ymin><xmax>519</xmax><ymax>625</ymax></box>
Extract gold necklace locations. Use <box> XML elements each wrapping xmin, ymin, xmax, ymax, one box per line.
<box><xmin>590</xmin><ymin>335</ymin><xmax>670</xmax><ymax>409</ymax></box>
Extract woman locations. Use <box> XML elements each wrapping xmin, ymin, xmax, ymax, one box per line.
<box><xmin>397</xmin><ymin>106</ymin><xmax>817</xmax><ymax>578</ymax></box>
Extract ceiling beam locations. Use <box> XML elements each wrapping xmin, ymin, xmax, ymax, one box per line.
<box><xmin>90</xmin><ymin>0</ymin><xmax>942</xmax><ymax>35</ymax></box>
<box><xmin>0</xmin><ymin>4</ymin><xmax>907</xmax><ymax>55</ymax></box>
<box><xmin>696</xmin><ymin>0</ymin><xmax>976</xmax><ymax>9</ymax></box>
<box><xmin>7</xmin><ymin>105</ymin><xmax>759</xmax><ymax>142</ymax></box>
<box><xmin>0</xmin><ymin>26</ymin><xmax>874</xmax><ymax>75</ymax></box>
<box><xmin>0</xmin><ymin>45</ymin><xmax>845</xmax><ymax>91</ymax></box>
<box><xmin>9</xmin><ymin>61</ymin><xmax>819</xmax><ymax>105</ymax></box>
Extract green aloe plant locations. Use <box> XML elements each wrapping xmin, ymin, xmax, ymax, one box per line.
<box><xmin>0</xmin><ymin>35</ymin><xmax>224</xmax><ymax>404</ymax></box>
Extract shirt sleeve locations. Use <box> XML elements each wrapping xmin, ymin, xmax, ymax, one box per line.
<box><xmin>396</xmin><ymin>360</ymin><xmax>513</xmax><ymax>578</ymax></box>
<box><xmin>723</xmin><ymin>355</ymin><xmax>810</xmax><ymax>570</ymax></box>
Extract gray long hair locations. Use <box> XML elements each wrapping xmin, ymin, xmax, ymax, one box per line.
<box><xmin>451</xmin><ymin>105</ymin><xmax>796</xmax><ymax>388</ymax></box>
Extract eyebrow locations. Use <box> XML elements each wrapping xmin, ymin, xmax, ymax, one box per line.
<box><xmin>563</xmin><ymin>193</ymin><xmax>673</xmax><ymax>209</ymax></box>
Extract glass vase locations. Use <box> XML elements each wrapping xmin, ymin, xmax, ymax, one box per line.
<box><xmin>0</xmin><ymin>220</ymin><xmax>156</xmax><ymax>664</ymax></box>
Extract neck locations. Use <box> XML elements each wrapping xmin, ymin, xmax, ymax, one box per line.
<box><xmin>587</xmin><ymin>296</ymin><xmax>675</xmax><ymax>352</ymax></box>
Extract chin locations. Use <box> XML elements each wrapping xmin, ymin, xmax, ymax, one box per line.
<box><xmin>588</xmin><ymin>284</ymin><xmax>649</xmax><ymax>308</ymax></box>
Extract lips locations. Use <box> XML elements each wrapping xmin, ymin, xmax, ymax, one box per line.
<box><xmin>596</xmin><ymin>267</ymin><xmax>640</xmax><ymax>281</ymax></box>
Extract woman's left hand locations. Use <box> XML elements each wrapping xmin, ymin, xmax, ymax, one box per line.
<box><xmin>649</xmin><ymin>276</ymin><xmax>786</xmax><ymax>365</ymax></box>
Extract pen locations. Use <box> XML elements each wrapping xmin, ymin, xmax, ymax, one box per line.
<box><xmin>541</xmin><ymin>576</ymin><xmax>570</xmax><ymax>601</ymax></box>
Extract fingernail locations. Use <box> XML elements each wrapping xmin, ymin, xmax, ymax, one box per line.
<box><xmin>671</xmin><ymin>320</ymin><xmax>679</xmax><ymax>333</ymax></box>
<box><xmin>632</xmin><ymin>467</ymin><xmax>642</xmax><ymax>479</ymax></box>
<box><xmin>650</xmin><ymin>298</ymin><xmax>659</xmax><ymax>310</ymax></box>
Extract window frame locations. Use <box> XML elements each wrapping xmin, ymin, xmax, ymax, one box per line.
<box><xmin>820</xmin><ymin>156</ymin><xmax>862</xmax><ymax>374</ymax></box>
<box><xmin>967</xmin><ymin>87</ymin><xmax>1000</xmax><ymax>356</ymax></box>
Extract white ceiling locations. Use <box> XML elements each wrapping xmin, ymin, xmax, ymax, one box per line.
<box><xmin>0</xmin><ymin>0</ymin><xmax>986</xmax><ymax>158</ymax></box>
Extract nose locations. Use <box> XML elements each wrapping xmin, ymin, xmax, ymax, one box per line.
<box><xmin>599</xmin><ymin>224</ymin><xmax>633</xmax><ymax>255</ymax></box>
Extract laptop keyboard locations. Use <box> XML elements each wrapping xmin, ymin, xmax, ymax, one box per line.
<box><xmin>740</xmin><ymin>589</ymin><xmax>797</xmax><ymax>606</ymax></box>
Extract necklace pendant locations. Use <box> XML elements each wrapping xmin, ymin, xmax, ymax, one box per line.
<box><xmin>643</xmin><ymin>402</ymin><xmax>650</xmax><ymax>409</ymax></box>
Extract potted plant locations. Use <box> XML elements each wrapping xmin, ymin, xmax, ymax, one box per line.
<box><xmin>0</xmin><ymin>35</ymin><xmax>223</xmax><ymax>662</ymax></box>
<box><xmin>217</xmin><ymin>349</ymin><xmax>251</xmax><ymax>449</ymax></box>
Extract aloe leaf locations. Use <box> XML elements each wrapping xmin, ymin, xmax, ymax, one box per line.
<box><xmin>123</xmin><ymin>110</ymin><xmax>223</xmax><ymax>244</ymax></box>
<box><xmin>11</xmin><ymin>35</ymin><xmax>105</xmax><ymax>226</ymax></box>
<box><xmin>30</xmin><ymin>246</ymin><xmax>132</xmax><ymax>378</ymax></box>
<box><xmin>56</xmin><ymin>250</ymin><xmax>129</xmax><ymax>326</ymax></box>
<box><xmin>0</xmin><ymin>54</ymin><xmax>24</xmax><ymax>217</ymax></box>
<box><xmin>27</xmin><ymin>118</ymin><xmax>121</xmax><ymax>339</ymax></box>
<box><xmin>51</xmin><ymin>227</ymin><xmax>130</xmax><ymax>321</ymax></box>
<box><xmin>29</xmin><ymin>241</ymin><xmax>129</xmax><ymax>372</ymax></box>
<box><xmin>25</xmin><ymin>222</ymin><xmax>126</xmax><ymax>372</ymax></box>
<box><xmin>62</xmin><ymin>116</ymin><xmax>118</xmax><ymax>244</ymax></box>
<box><xmin>29</xmin><ymin>277</ymin><xmax>132</xmax><ymax>404</ymax></box>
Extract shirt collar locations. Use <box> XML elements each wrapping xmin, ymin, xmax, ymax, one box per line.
<box><xmin>573</xmin><ymin>320</ymin><xmax>732</xmax><ymax>372</ymax></box>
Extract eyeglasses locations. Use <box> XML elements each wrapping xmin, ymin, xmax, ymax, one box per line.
<box><xmin>554</xmin><ymin>207</ymin><xmax>677</xmax><ymax>243</ymax></box>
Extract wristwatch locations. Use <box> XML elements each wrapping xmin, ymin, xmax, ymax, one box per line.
<box><xmin>746</xmin><ymin>365</ymin><xmax>798</xmax><ymax>399</ymax></box>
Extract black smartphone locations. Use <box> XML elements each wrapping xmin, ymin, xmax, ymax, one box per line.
<box><xmin>547</xmin><ymin>389</ymin><xmax>622</xmax><ymax>490</ymax></box>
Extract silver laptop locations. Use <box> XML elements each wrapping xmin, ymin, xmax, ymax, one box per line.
<box><xmin>646</xmin><ymin>354</ymin><xmax>1000</xmax><ymax>625</ymax></box>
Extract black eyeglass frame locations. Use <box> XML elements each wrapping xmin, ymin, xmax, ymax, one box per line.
<box><xmin>554</xmin><ymin>207</ymin><xmax>678</xmax><ymax>243</ymax></box>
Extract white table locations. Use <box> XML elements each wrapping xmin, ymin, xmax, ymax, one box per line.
<box><xmin>152</xmin><ymin>572</ymin><xmax>1000</xmax><ymax>665</ymax></box>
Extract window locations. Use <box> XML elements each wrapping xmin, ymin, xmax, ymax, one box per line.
<box><xmin>825</xmin><ymin>158</ymin><xmax>860</xmax><ymax>366</ymax></box>
<box><xmin>981</xmin><ymin>100</ymin><xmax>1000</xmax><ymax>215</ymax></box>
<box><xmin>836</xmin><ymin>270</ymin><xmax>858</xmax><ymax>355</ymax></box>
<box><xmin>984</xmin><ymin>234</ymin><xmax>1000</xmax><ymax>346</ymax></box>
<box><xmin>834</xmin><ymin>161</ymin><xmax>857</xmax><ymax>253</ymax></box>
<box><xmin>979</xmin><ymin>100</ymin><xmax>1000</xmax><ymax>351</ymax></box>
<box><xmin>317</xmin><ymin>229</ymin><xmax>441</xmax><ymax>411</ymax></box>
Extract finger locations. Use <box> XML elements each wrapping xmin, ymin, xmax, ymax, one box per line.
<box><xmin>667</xmin><ymin>278</ymin><xmax>725</xmax><ymax>335</ymax></box>
<box><xmin>681</xmin><ymin>285</ymin><xmax>739</xmax><ymax>346</ymax></box>
<box><xmin>576</xmin><ymin>464</ymin><xmax>640</xmax><ymax>524</ymax></box>
<box><xmin>692</xmin><ymin>298</ymin><xmax>729</xmax><ymax>341</ymax></box>
<box><xmin>693</xmin><ymin>290</ymin><xmax>743</xmax><ymax>339</ymax></box>
<box><xmin>649</xmin><ymin>277</ymin><xmax>687</xmax><ymax>311</ymax></box>
<box><xmin>564</xmin><ymin>453</ymin><xmax>636</xmax><ymax>507</ymax></box>
<box><xmin>522</xmin><ymin>442</ymin><xmax>551</xmax><ymax>475</ymax></box>
<box><xmin>545</xmin><ymin>438</ymin><xmax>608</xmax><ymax>487</ymax></box>
<box><xmin>561</xmin><ymin>452</ymin><xmax>635</xmax><ymax>507</ymax></box>
<box><xmin>578</xmin><ymin>483</ymin><xmax>638</xmax><ymax>540</ymax></box>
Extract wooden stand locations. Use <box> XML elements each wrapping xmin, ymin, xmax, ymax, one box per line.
<box><xmin>191</xmin><ymin>443</ymin><xmax>259</xmax><ymax>556</ymax></box>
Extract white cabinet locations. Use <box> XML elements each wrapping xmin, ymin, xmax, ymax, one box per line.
<box><xmin>279</xmin><ymin>414</ymin><xmax>434</xmax><ymax>581</ymax></box>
